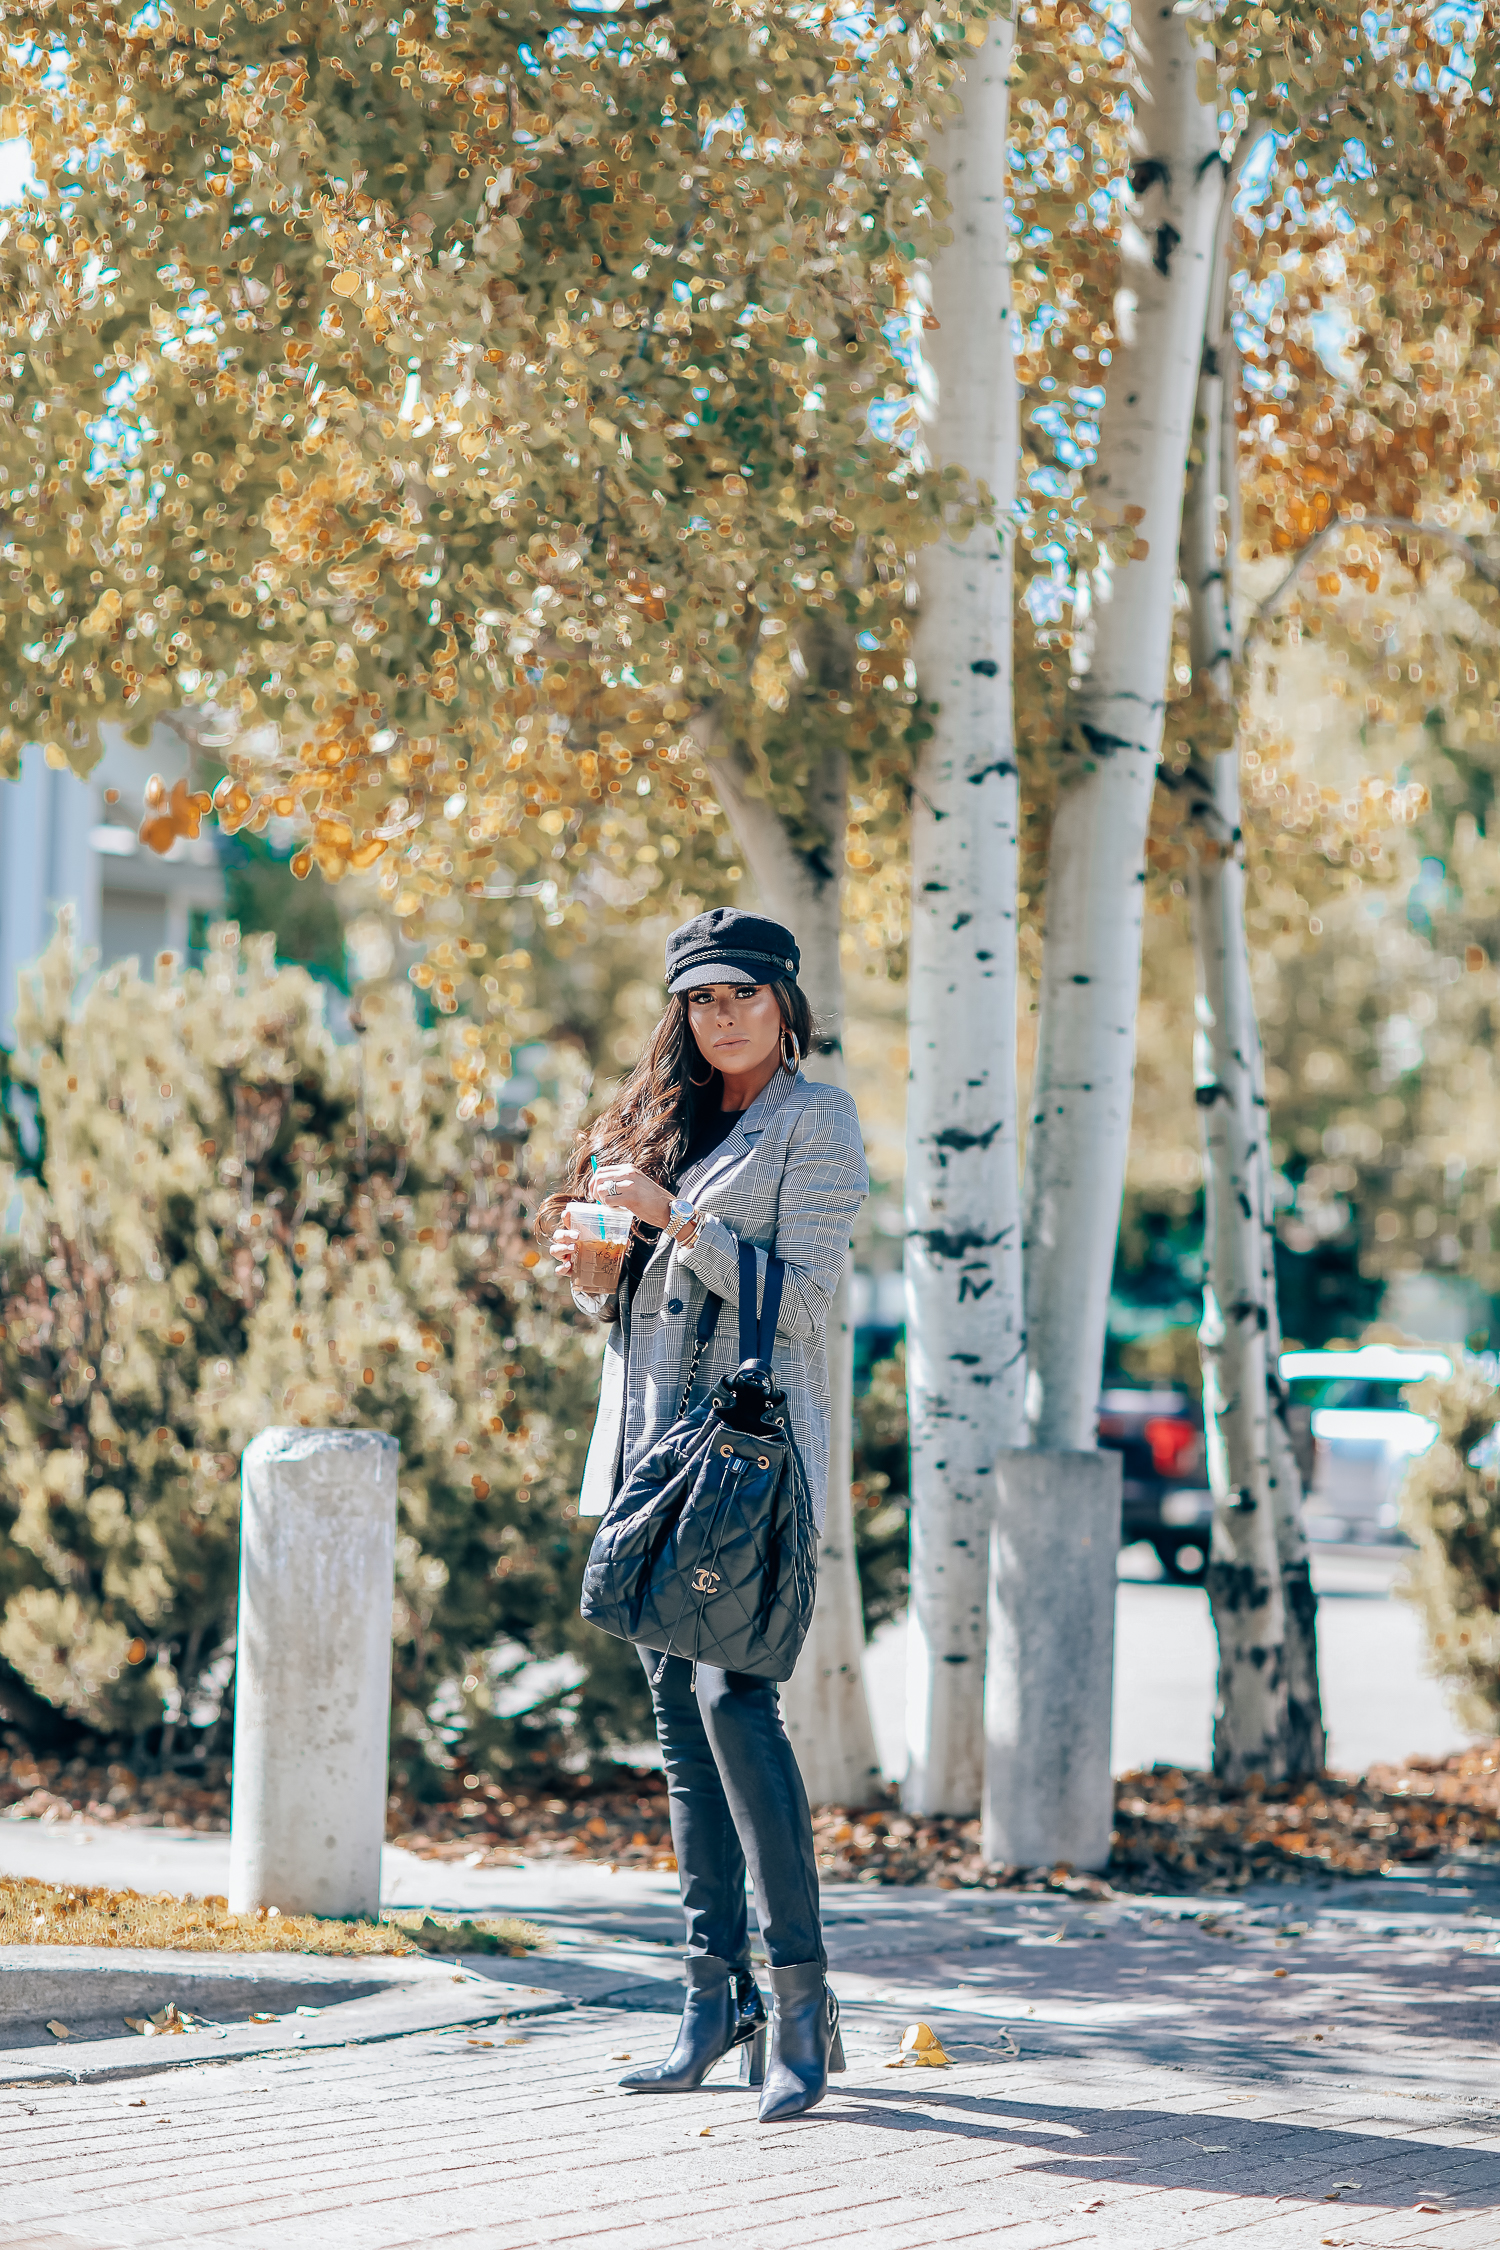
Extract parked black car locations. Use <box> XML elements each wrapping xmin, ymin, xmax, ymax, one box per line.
<box><xmin>1096</xmin><ymin>1387</ymin><xmax>1212</xmax><ymax>1583</ymax></box>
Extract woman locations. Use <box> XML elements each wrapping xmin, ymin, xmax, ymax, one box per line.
<box><xmin>543</xmin><ymin>906</ymin><xmax>868</xmax><ymax>2123</ymax></box>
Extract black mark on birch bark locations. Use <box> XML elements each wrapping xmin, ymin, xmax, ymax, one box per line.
<box><xmin>1207</xmin><ymin>1559</ymin><xmax>1275</xmax><ymax>1616</ymax></box>
<box><xmin>970</xmin><ymin>658</ymin><xmax>999</xmax><ymax>677</ymax></box>
<box><xmin>931</xmin><ymin>1121</ymin><xmax>1003</xmax><ymax>1153</ymax></box>
<box><xmin>1153</xmin><ymin>220</ymin><xmax>1182</xmax><ymax>277</ymax></box>
<box><xmin>1079</xmin><ymin>721</ymin><xmax>1133</xmax><ymax>760</ymax></box>
<box><xmin>916</xmin><ymin>1225</ymin><xmax>1010</xmax><ymax>1260</ymax></box>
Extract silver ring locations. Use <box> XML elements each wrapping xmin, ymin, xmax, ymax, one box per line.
<box><xmin>602</xmin><ymin>1183</ymin><xmax>614</xmax><ymax>1199</ymax></box>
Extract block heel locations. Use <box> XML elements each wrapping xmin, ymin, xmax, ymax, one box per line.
<box><xmin>740</xmin><ymin>2027</ymin><xmax>767</xmax><ymax>2087</ymax></box>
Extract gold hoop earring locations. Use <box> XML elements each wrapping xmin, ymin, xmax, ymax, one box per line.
<box><xmin>688</xmin><ymin>1061</ymin><xmax>715</xmax><ymax>1088</ymax></box>
<box><xmin>780</xmin><ymin>1026</ymin><xmax>799</xmax><ymax>1075</ymax></box>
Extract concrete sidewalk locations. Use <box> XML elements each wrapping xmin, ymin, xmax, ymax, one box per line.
<box><xmin>3</xmin><ymin>1823</ymin><xmax>1499</xmax><ymax>2246</ymax></box>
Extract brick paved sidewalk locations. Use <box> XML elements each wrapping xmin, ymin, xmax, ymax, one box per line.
<box><xmin>2</xmin><ymin>2000</ymin><xmax>1497</xmax><ymax>2250</ymax></box>
<box><xmin>3</xmin><ymin>1864</ymin><xmax>1499</xmax><ymax>2249</ymax></box>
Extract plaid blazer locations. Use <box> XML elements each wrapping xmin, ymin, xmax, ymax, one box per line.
<box><xmin>574</xmin><ymin>1068</ymin><xmax>869</xmax><ymax>1533</ymax></box>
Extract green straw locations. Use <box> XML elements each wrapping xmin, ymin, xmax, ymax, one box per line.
<box><xmin>589</xmin><ymin>1154</ymin><xmax>605</xmax><ymax>1237</ymax></box>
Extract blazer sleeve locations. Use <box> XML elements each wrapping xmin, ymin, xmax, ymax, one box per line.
<box><xmin>677</xmin><ymin>1086</ymin><xmax>869</xmax><ymax>1342</ymax></box>
<box><xmin>571</xmin><ymin>1285</ymin><xmax>620</xmax><ymax>1324</ymax></box>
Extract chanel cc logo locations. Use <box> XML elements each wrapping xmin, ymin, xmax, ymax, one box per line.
<box><xmin>692</xmin><ymin>1567</ymin><xmax>721</xmax><ymax>1594</ymax></box>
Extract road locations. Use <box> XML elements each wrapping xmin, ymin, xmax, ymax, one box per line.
<box><xmin>862</xmin><ymin>1543</ymin><xmax>1475</xmax><ymax>1785</ymax></box>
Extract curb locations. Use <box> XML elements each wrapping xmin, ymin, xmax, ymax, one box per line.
<box><xmin>0</xmin><ymin>1946</ymin><xmax>623</xmax><ymax>2088</ymax></box>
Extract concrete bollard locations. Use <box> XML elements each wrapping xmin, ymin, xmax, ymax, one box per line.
<box><xmin>229</xmin><ymin>1427</ymin><xmax>399</xmax><ymax>1920</ymax></box>
<box><xmin>981</xmin><ymin>1448</ymin><xmax>1122</xmax><ymax>1873</ymax></box>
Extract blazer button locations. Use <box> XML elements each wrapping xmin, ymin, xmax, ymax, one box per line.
<box><xmin>667</xmin><ymin>1298</ymin><xmax>684</xmax><ymax>1315</ymax></box>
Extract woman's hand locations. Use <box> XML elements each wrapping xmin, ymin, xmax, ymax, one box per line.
<box><xmin>590</xmin><ymin>1162</ymin><xmax>673</xmax><ymax>1231</ymax></box>
<box><xmin>550</xmin><ymin>1224</ymin><xmax>578</xmax><ymax>1278</ymax></box>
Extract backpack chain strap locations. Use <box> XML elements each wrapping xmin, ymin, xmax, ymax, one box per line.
<box><xmin>676</xmin><ymin>1285</ymin><xmax>724</xmax><ymax>1417</ymax></box>
<box><xmin>674</xmin><ymin>1240</ymin><xmax>783</xmax><ymax>1419</ymax></box>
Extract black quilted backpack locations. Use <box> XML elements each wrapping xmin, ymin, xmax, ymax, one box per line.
<box><xmin>579</xmin><ymin>1240</ymin><xmax>817</xmax><ymax>1681</ymax></box>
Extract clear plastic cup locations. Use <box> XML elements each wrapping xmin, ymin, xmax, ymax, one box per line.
<box><xmin>564</xmin><ymin>1200</ymin><xmax>634</xmax><ymax>1293</ymax></box>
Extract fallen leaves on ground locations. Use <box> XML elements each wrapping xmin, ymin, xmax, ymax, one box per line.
<box><xmin>1</xmin><ymin>1873</ymin><xmax>415</xmax><ymax>1952</ymax></box>
<box><xmin>0</xmin><ymin>1872</ymin><xmax>536</xmax><ymax>1957</ymax></box>
<box><xmin>2</xmin><ymin>1745</ymin><xmax>230</xmax><ymax>1833</ymax></box>
<box><xmin>400</xmin><ymin>1912</ymin><xmax>536</xmax><ymax>1958</ymax></box>
<box><xmin>387</xmin><ymin>1773</ymin><xmax>681</xmax><ymax>1870</ymax></box>
<box><xmin>886</xmin><ymin>2020</ymin><xmax>950</xmax><ymax>2068</ymax></box>
<box><xmin>6</xmin><ymin>1740</ymin><xmax>1499</xmax><ymax>1895</ymax></box>
<box><xmin>124</xmin><ymin>2003</ymin><xmax>202</xmax><ymax>2036</ymax></box>
<box><xmin>414</xmin><ymin>1747</ymin><xmax>1500</xmax><ymax>1893</ymax></box>
<box><xmin>1106</xmin><ymin>1748</ymin><xmax>1500</xmax><ymax>1891</ymax></box>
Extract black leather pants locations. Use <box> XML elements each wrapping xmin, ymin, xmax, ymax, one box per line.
<box><xmin>637</xmin><ymin>1649</ymin><xmax>825</xmax><ymax>1972</ymax></box>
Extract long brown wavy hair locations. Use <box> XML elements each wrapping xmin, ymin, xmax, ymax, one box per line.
<box><xmin>536</xmin><ymin>977</ymin><xmax>815</xmax><ymax>1243</ymax></box>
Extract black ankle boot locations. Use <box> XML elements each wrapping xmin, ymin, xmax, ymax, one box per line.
<box><xmin>619</xmin><ymin>1954</ymin><xmax>766</xmax><ymax>2093</ymax></box>
<box><xmin>757</xmin><ymin>1961</ymin><xmax>845</xmax><ymax>2123</ymax></box>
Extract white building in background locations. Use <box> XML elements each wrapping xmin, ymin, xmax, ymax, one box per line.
<box><xmin>0</xmin><ymin>729</ymin><xmax>224</xmax><ymax>1041</ymax></box>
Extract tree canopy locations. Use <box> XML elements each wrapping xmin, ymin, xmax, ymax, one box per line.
<box><xmin>0</xmin><ymin>1</ymin><xmax>1137</xmax><ymax>1016</ymax></box>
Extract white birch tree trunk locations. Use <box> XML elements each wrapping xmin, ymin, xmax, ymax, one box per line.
<box><xmin>903</xmin><ymin>16</ymin><xmax>1026</xmax><ymax>1816</ymax></box>
<box><xmin>1263</xmin><ymin>1188</ymin><xmax>1326</xmax><ymax>1774</ymax></box>
<box><xmin>1181</xmin><ymin>301</ymin><xmax>1325</xmax><ymax>1779</ymax></box>
<box><xmin>709</xmin><ymin>736</ymin><xmax>883</xmax><ymax>1808</ymax></box>
<box><xmin>1186</xmin><ymin>750</ymin><xmax>1292</xmax><ymax>1782</ymax></box>
<box><xmin>1022</xmin><ymin>11</ymin><xmax>1225</xmax><ymax>1450</ymax></box>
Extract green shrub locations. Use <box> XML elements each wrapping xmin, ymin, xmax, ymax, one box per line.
<box><xmin>0</xmin><ymin>917</ymin><xmax>651</xmax><ymax>1779</ymax></box>
<box><xmin>1399</xmin><ymin>1361</ymin><xmax>1500</xmax><ymax>1731</ymax></box>
<box><xmin>851</xmin><ymin>1346</ymin><xmax>910</xmax><ymax>1638</ymax></box>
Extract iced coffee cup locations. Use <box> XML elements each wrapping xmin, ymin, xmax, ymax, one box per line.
<box><xmin>564</xmin><ymin>1201</ymin><xmax>633</xmax><ymax>1293</ymax></box>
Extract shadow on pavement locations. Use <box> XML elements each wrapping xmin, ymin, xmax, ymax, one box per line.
<box><xmin>813</xmin><ymin>2086</ymin><xmax>1500</xmax><ymax>2207</ymax></box>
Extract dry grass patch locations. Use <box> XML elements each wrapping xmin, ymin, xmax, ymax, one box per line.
<box><xmin>0</xmin><ymin>1875</ymin><xmax>541</xmax><ymax>1958</ymax></box>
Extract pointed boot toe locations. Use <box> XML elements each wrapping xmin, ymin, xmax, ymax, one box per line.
<box><xmin>757</xmin><ymin>1961</ymin><xmax>841</xmax><ymax>2123</ymax></box>
<box><xmin>619</xmin><ymin>1953</ymin><xmax>761</xmax><ymax>2093</ymax></box>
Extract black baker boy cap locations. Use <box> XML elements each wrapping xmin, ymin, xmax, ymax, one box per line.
<box><xmin>665</xmin><ymin>908</ymin><xmax>801</xmax><ymax>994</ymax></box>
